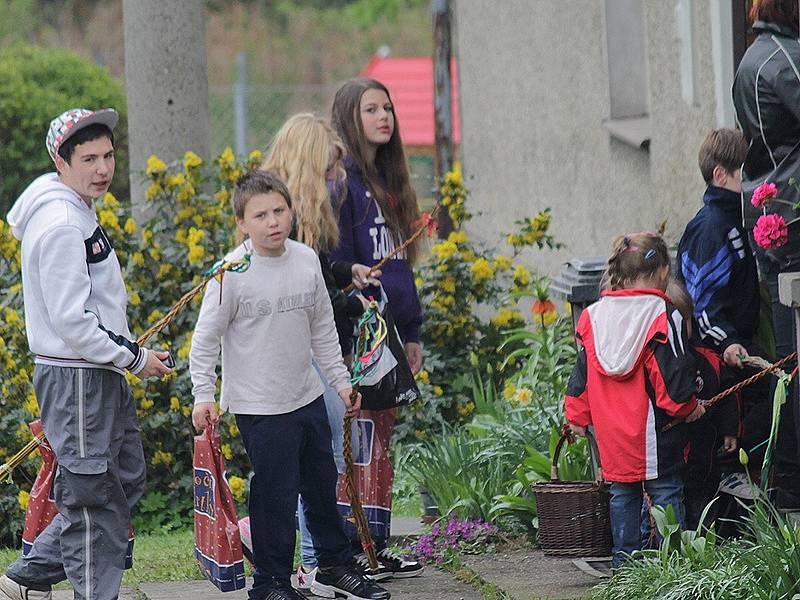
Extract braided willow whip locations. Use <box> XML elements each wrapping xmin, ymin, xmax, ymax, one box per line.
<box><xmin>661</xmin><ymin>351</ymin><xmax>798</xmax><ymax>433</ymax></box>
<box><xmin>342</xmin><ymin>203</ymin><xmax>441</xmax><ymax>295</ymax></box>
<box><xmin>0</xmin><ymin>430</ymin><xmax>46</xmax><ymax>483</ymax></box>
<box><xmin>343</xmin><ymin>325</ymin><xmax>378</xmax><ymax>571</ymax></box>
<box><xmin>0</xmin><ymin>255</ymin><xmax>251</xmax><ymax>479</ymax></box>
<box><xmin>341</xmin><ymin>303</ymin><xmax>389</xmax><ymax>572</ymax></box>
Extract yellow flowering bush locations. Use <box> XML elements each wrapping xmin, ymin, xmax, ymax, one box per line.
<box><xmin>396</xmin><ymin>169</ymin><xmax>563</xmax><ymax>442</ymax></box>
<box><xmin>0</xmin><ymin>147</ymin><xmax>263</xmax><ymax>538</ymax></box>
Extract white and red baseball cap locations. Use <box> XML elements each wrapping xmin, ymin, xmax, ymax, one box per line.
<box><xmin>45</xmin><ymin>108</ymin><xmax>119</xmax><ymax>161</ymax></box>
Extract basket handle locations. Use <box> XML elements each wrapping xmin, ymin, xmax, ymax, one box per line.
<box><xmin>551</xmin><ymin>428</ymin><xmax>604</xmax><ymax>483</ymax></box>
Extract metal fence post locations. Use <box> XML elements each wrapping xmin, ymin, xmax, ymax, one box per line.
<box><xmin>234</xmin><ymin>52</ymin><xmax>249</xmax><ymax>158</ymax></box>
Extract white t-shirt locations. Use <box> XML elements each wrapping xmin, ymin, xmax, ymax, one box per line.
<box><xmin>189</xmin><ymin>239</ymin><xmax>351</xmax><ymax>415</ymax></box>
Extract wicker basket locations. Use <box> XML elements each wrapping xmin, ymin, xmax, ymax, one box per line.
<box><xmin>532</xmin><ymin>431</ymin><xmax>612</xmax><ymax>557</ymax></box>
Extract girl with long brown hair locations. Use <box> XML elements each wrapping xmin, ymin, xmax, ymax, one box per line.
<box><xmin>329</xmin><ymin>78</ymin><xmax>424</xmax><ymax>579</ymax></box>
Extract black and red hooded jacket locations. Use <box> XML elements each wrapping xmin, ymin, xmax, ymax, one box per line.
<box><xmin>565</xmin><ymin>288</ymin><xmax>699</xmax><ymax>483</ymax></box>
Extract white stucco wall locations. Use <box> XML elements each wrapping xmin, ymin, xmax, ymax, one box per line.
<box><xmin>453</xmin><ymin>0</ymin><xmax>720</xmax><ymax>275</ymax></box>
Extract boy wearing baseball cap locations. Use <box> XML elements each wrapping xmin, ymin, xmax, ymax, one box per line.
<box><xmin>0</xmin><ymin>108</ymin><xmax>172</xmax><ymax>600</ymax></box>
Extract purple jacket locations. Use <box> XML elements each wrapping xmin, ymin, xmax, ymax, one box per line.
<box><xmin>331</xmin><ymin>161</ymin><xmax>424</xmax><ymax>343</ymax></box>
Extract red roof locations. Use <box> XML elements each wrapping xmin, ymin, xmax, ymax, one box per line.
<box><xmin>360</xmin><ymin>56</ymin><xmax>460</xmax><ymax>147</ymax></box>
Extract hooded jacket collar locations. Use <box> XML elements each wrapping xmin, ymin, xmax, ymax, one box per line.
<box><xmin>583</xmin><ymin>288</ymin><xmax>669</xmax><ymax>378</ymax></box>
<box><xmin>6</xmin><ymin>173</ymin><xmax>90</xmax><ymax>241</ymax></box>
<box><xmin>703</xmin><ymin>185</ymin><xmax>742</xmax><ymax>220</ymax></box>
<box><xmin>752</xmin><ymin>20</ymin><xmax>799</xmax><ymax>39</ymax></box>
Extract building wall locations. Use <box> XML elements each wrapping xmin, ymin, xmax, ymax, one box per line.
<box><xmin>453</xmin><ymin>0</ymin><xmax>720</xmax><ymax>274</ymax></box>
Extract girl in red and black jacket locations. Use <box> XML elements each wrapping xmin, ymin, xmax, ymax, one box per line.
<box><xmin>565</xmin><ymin>232</ymin><xmax>705</xmax><ymax>568</ymax></box>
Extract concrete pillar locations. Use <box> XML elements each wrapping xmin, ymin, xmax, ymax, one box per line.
<box><xmin>123</xmin><ymin>0</ymin><xmax>210</xmax><ymax>212</ymax></box>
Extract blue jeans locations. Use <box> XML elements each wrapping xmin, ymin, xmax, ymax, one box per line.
<box><xmin>609</xmin><ymin>473</ymin><xmax>685</xmax><ymax>568</ymax></box>
<box><xmin>297</xmin><ymin>362</ymin><xmax>359</xmax><ymax>568</ymax></box>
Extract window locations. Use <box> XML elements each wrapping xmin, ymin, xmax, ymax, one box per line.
<box><xmin>676</xmin><ymin>0</ymin><xmax>699</xmax><ymax>106</ymax></box>
<box><xmin>602</xmin><ymin>0</ymin><xmax>651</xmax><ymax>149</ymax></box>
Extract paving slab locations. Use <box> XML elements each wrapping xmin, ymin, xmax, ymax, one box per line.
<box><xmin>139</xmin><ymin>569</ymin><xmax>481</xmax><ymax>600</ymax></box>
<box><xmin>139</xmin><ymin>579</ymin><xmax>250</xmax><ymax>599</ymax></box>
<box><xmin>53</xmin><ymin>588</ymin><xmax>139</xmax><ymax>599</ymax></box>
<box><xmin>390</xmin><ymin>516</ymin><xmax>425</xmax><ymax>538</ymax></box>
<box><xmin>381</xmin><ymin>568</ymin><xmax>482</xmax><ymax>599</ymax></box>
<box><xmin>462</xmin><ymin>551</ymin><xmax>602</xmax><ymax>600</ymax></box>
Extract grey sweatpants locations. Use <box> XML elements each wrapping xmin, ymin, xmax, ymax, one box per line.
<box><xmin>7</xmin><ymin>365</ymin><xmax>146</xmax><ymax>600</ymax></box>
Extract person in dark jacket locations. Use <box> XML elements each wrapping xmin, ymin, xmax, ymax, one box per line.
<box><xmin>677</xmin><ymin>129</ymin><xmax>772</xmax><ymax>491</ymax></box>
<box><xmin>330</xmin><ymin>78</ymin><xmax>424</xmax><ymax>579</ymax></box>
<box><xmin>732</xmin><ymin>0</ymin><xmax>800</xmax><ymax>507</ymax></box>
<box><xmin>677</xmin><ymin>129</ymin><xmax>758</xmax><ymax>365</ymax></box>
<box><xmin>666</xmin><ymin>280</ymin><xmax>739</xmax><ymax>531</ymax></box>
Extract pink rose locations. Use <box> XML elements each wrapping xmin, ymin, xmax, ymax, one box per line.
<box><xmin>751</xmin><ymin>182</ymin><xmax>778</xmax><ymax>208</ymax></box>
<box><xmin>753</xmin><ymin>213</ymin><xmax>788</xmax><ymax>249</ymax></box>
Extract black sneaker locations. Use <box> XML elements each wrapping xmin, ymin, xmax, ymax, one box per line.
<box><xmin>376</xmin><ymin>548</ymin><xmax>424</xmax><ymax>579</ymax></box>
<box><xmin>259</xmin><ymin>579</ymin><xmax>306</xmax><ymax>600</ymax></box>
<box><xmin>312</xmin><ymin>563</ymin><xmax>391</xmax><ymax>599</ymax></box>
<box><xmin>354</xmin><ymin>552</ymin><xmax>393</xmax><ymax>581</ymax></box>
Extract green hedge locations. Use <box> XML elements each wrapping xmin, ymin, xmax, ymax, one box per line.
<box><xmin>0</xmin><ymin>44</ymin><xmax>129</xmax><ymax>216</ymax></box>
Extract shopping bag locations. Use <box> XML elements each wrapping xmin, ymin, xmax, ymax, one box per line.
<box><xmin>193</xmin><ymin>422</ymin><xmax>246</xmax><ymax>592</ymax></box>
<box><xmin>21</xmin><ymin>420</ymin><xmax>58</xmax><ymax>556</ymax></box>
<box><xmin>21</xmin><ymin>420</ymin><xmax>136</xmax><ymax>567</ymax></box>
<box><xmin>336</xmin><ymin>410</ymin><xmax>395</xmax><ymax>541</ymax></box>
<box><xmin>238</xmin><ymin>516</ymin><xmax>254</xmax><ymax>567</ymax></box>
<box><xmin>357</xmin><ymin>290</ymin><xmax>421</xmax><ymax>411</ymax></box>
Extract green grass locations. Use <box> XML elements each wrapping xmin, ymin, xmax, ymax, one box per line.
<box><xmin>122</xmin><ymin>529</ymin><xmax>206</xmax><ymax>585</ymax></box>
<box><xmin>0</xmin><ymin>528</ymin><xmax>266</xmax><ymax>586</ymax></box>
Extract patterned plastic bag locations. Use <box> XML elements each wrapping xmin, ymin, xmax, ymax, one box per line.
<box><xmin>357</xmin><ymin>290</ymin><xmax>421</xmax><ymax>411</ymax></box>
<box><xmin>336</xmin><ymin>410</ymin><xmax>395</xmax><ymax>541</ymax></box>
<box><xmin>193</xmin><ymin>422</ymin><xmax>246</xmax><ymax>592</ymax></box>
<box><xmin>21</xmin><ymin>420</ymin><xmax>59</xmax><ymax>556</ymax></box>
<box><xmin>22</xmin><ymin>420</ymin><xmax>135</xmax><ymax>567</ymax></box>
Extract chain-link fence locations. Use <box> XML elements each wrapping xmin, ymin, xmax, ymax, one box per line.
<box><xmin>210</xmin><ymin>82</ymin><xmax>339</xmax><ymax>155</ymax></box>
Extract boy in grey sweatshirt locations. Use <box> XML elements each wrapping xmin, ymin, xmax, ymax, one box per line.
<box><xmin>1</xmin><ymin>108</ymin><xmax>171</xmax><ymax>600</ymax></box>
<box><xmin>189</xmin><ymin>170</ymin><xmax>390</xmax><ymax>600</ymax></box>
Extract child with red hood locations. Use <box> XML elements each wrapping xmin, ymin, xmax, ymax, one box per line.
<box><xmin>565</xmin><ymin>232</ymin><xmax>705</xmax><ymax>568</ymax></box>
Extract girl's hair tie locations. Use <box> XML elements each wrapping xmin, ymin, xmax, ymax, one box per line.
<box><xmin>643</xmin><ymin>248</ymin><xmax>656</xmax><ymax>260</ymax></box>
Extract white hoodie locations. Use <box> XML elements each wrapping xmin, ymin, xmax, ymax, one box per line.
<box><xmin>7</xmin><ymin>173</ymin><xmax>147</xmax><ymax>374</ymax></box>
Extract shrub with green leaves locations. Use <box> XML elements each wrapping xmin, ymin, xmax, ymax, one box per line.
<box><xmin>0</xmin><ymin>44</ymin><xmax>129</xmax><ymax>216</ymax></box>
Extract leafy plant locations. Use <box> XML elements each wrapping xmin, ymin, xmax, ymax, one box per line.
<box><xmin>409</xmin><ymin>518</ymin><xmax>499</xmax><ymax>567</ymax></box>
<box><xmin>397</xmin><ymin>167</ymin><xmax>560</xmax><ymax>444</ymax></box>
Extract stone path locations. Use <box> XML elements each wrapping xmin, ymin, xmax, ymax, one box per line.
<box><xmin>137</xmin><ymin>568</ymin><xmax>483</xmax><ymax>600</ymax></box>
<box><xmin>48</xmin><ymin>520</ymin><xmax>606</xmax><ymax>599</ymax></box>
<box><xmin>462</xmin><ymin>551</ymin><xmax>602</xmax><ymax>599</ymax></box>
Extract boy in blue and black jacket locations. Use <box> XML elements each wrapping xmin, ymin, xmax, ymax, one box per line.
<box><xmin>677</xmin><ymin>129</ymin><xmax>758</xmax><ymax>365</ymax></box>
<box><xmin>677</xmin><ymin>128</ymin><xmax>770</xmax><ymax>479</ymax></box>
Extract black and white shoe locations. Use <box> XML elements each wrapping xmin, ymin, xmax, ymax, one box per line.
<box><xmin>354</xmin><ymin>553</ymin><xmax>393</xmax><ymax>581</ymax></box>
<box><xmin>260</xmin><ymin>579</ymin><xmax>306</xmax><ymax>600</ymax></box>
<box><xmin>376</xmin><ymin>548</ymin><xmax>424</xmax><ymax>579</ymax></box>
<box><xmin>312</xmin><ymin>563</ymin><xmax>391</xmax><ymax>599</ymax></box>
